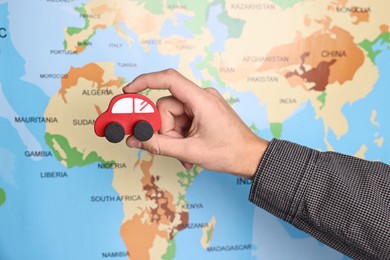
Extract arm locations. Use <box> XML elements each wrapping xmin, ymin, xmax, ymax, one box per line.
<box><xmin>251</xmin><ymin>139</ymin><xmax>390</xmax><ymax>259</ymax></box>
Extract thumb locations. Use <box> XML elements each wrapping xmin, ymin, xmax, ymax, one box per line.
<box><xmin>126</xmin><ymin>133</ymin><xmax>191</xmax><ymax>162</ymax></box>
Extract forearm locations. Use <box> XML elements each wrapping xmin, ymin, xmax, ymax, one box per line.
<box><xmin>249</xmin><ymin>139</ymin><xmax>390</xmax><ymax>259</ymax></box>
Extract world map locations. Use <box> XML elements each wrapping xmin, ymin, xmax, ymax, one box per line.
<box><xmin>0</xmin><ymin>0</ymin><xmax>389</xmax><ymax>259</ymax></box>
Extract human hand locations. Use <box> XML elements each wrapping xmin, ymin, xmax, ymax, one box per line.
<box><xmin>123</xmin><ymin>69</ymin><xmax>269</xmax><ymax>179</ymax></box>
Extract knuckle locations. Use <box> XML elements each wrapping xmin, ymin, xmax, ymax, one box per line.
<box><xmin>203</xmin><ymin>87</ymin><xmax>224</xmax><ymax>103</ymax></box>
<box><xmin>156</xmin><ymin>96</ymin><xmax>169</xmax><ymax>108</ymax></box>
<box><xmin>156</xmin><ymin>96</ymin><xmax>173</xmax><ymax>112</ymax></box>
<box><xmin>204</xmin><ymin>87</ymin><xmax>218</xmax><ymax>94</ymax></box>
<box><xmin>163</xmin><ymin>68</ymin><xmax>179</xmax><ymax>78</ymax></box>
<box><xmin>204</xmin><ymin>87</ymin><xmax>222</xmax><ymax>98</ymax></box>
<box><xmin>148</xmin><ymin>142</ymin><xmax>162</xmax><ymax>156</ymax></box>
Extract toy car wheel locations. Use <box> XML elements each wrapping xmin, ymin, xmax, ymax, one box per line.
<box><xmin>134</xmin><ymin>121</ymin><xmax>153</xmax><ymax>141</ymax></box>
<box><xmin>105</xmin><ymin>122</ymin><xmax>125</xmax><ymax>143</ymax></box>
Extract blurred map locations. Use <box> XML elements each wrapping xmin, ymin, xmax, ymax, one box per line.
<box><xmin>0</xmin><ymin>0</ymin><xmax>389</xmax><ymax>259</ymax></box>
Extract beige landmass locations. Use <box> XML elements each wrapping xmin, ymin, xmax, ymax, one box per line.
<box><xmin>354</xmin><ymin>144</ymin><xmax>368</xmax><ymax>159</ymax></box>
<box><xmin>201</xmin><ymin>216</ymin><xmax>216</xmax><ymax>249</ymax></box>
<box><xmin>370</xmin><ymin>109</ymin><xmax>380</xmax><ymax>127</ymax></box>
<box><xmin>374</xmin><ymin>137</ymin><xmax>384</xmax><ymax>148</ymax></box>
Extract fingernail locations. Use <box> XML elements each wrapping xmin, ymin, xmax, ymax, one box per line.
<box><xmin>122</xmin><ymin>84</ymin><xmax>130</xmax><ymax>92</ymax></box>
<box><xmin>122</xmin><ymin>80</ymin><xmax>134</xmax><ymax>91</ymax></box>
<box><xmin>129</xmin><ymin>139</ymin><xmax>142</xmax><ymax>149</ymax></box>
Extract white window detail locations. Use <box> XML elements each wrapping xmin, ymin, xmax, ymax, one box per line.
<box><xmin>134</xmin><ymin>98</ymin><xmax>154</xmax><ymax>113</ymax></box>
<box><xmin>112</xmin><ymin>98</ymin><xmax>133</xmax><ymax>114</ymax></box>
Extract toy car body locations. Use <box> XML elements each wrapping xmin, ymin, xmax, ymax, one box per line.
<box><xmin>94</xmin><ymin>93</ymin><xmax>161</xmax><ymax>143</ymax></box>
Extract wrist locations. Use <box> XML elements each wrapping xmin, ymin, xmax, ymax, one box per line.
<box><xmin>237</xmin><ymin>136</ymin><xmax>269</xmax><ymax>179</ymax></box>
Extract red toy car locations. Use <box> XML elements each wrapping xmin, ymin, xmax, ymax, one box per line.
<box><xmin>94</xmin><ymin>93</ymin><xmax>161</xmax><ymax>143</ymax></box>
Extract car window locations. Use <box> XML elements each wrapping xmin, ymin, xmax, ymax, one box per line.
<box><xmin>134</xmin><ymin>98</ymin><xmax>154</xmax><ymax>113</ymax></box>
<box><xmin>112</xmin><ymin>98</ymin><xmax>133</xmax><ymax>114</ymax></box>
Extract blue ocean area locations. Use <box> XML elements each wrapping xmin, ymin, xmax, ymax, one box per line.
<box><xmin>175</xmin><ymin>171</ymin><xmax>255</xmax><ymax>260</ymax></box>
<box><xmin>281</xmin><ymin>101</ymin><xmax>327</xmax><ymax>151</ymax></box>
<box><xmin>207</xmin><ymin>4</ymin><xmax>228</xmax><ymax>52</ymax></box>
<box><xmin>160</xmin><ymin>13</ymin><xmax>194</xmax><ymax>38</ymax></box>
<box><xmin>214</xmin><ymin>83</ymin><xmax>269</xmax><ymax>132</ymax></box>
<box><xmin>7</xmin><ymin>0</ymin><xmax>87</xmax><ymax>97</ymax></box>
<box><xmin>0</xmin><ymin>3</ymin><xmax>126</xmax><ymax>259</ymax></box>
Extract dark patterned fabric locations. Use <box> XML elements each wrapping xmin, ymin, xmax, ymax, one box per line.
<box><xmin>249</xmin><ymin>139</ymin><xmax>390</xmax><ymax>259</ymax></box>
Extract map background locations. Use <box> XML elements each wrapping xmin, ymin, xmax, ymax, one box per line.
<box><xmin>1</xmin><ymin>0</ymin><xmax>389</xmax><ymax>259</ymax></box>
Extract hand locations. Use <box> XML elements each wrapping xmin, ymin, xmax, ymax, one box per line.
<box><xmin>123</xmin><ymin>69</ymin><xmax>269</xmax><ymax>178</ymax></box>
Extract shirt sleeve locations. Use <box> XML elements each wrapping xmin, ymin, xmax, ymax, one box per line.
<box><xmin>249</xmin><ymin>139</ymin><xmax>390</xmax><ymax>260</ymax></box>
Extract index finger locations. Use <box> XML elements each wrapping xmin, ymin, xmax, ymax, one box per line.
<box><xmin>122</xmin><ymin>69</ymin><xmax>203</xmax><ymax>104</ymax></box>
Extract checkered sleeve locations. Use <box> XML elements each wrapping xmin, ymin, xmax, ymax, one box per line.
<box><xmin>249</xmin><ymin>139</ymin><xmax>390</xmax><ymax>260</ymax></box>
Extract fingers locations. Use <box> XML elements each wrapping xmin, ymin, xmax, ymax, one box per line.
<box><xmin>123</xmin><ymin>69</ymin><xmax>203</xmax><ymax>104</ymax></box>
<box><xmin>157</xmin><ymin>96</ymin><xmax>191</xmax><ymax>137</ymax></box>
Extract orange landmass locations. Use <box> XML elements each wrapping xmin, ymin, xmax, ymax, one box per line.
<box><xmin>351</xmin><ymin>6</ymin><xmax>369</xmax><ymax>25</ymax></box>
<box><xmin>328</xmin><ymin>0</ymin><xmax>348</xmax><ymax>11</ymax></box>
<box><xmin>257</xmin><ymin>25</ymin><xmax>364</xmax><ymax>91</ymax></box>
<box><xmin>304</xmin><ymin>15</ymin><xmax>311</xmax><ymax>27</ymax></box>
<box><xmin>91</xmin><ymin>4</ymin><xmax>116</xmax><ymax>14</ymax></box>
<box><xmin>75</xmin><ymin>46</ymin><xmax>86</xmax><ymax>53</ymax></box>
<box><xmin>93</xmin><ymin>24</ymin><xmax>108</xmax><ymax>30</ymax></box>
<box><xmin>59</xmin><ymin>63</ymin><xmax>122</xmax><ymax>103</ymax></box>
<box><xmin>94</xmin><ymin>105</ymin><xmax>102</xmax><ymax>115</ymax></box>
<box><xmin>282</xmin><ymin>69</ymin><xmax>309</xmax><ymax>90</ymax></box>
<box><xmin>380</xmin><ymin>24</ymin><xmax>389</xmax><ymax>33</ymax></box>
<box><xmin>120</xmin><ymin>213</ymin><xmax>167</xmax><ymax>260</ymax></box>
<box><xmin>315</xmin><ymin>16</ymin><xmax>332</xmax><ymax>30</ymax></box>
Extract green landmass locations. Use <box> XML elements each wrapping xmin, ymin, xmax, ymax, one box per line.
<box><xmin>66</xmin><ymin>27</ymin><xmax>83</xmax><ymax>36</ymax></box>
<box><xmin>76</xmin><ymin>6</ymin><xmax>89</xmax><ymax>28</ymax></box>
<box><xmin>214</xmin><ymin>0</ymin><xmax>245</xmax><ymax>38</ymax></box>
<box><xmin>176</xmin><ymin>193</ymin><xmax>186</xmax><ymax>207</ymax></box>
<box><xmin>317</xmin><ymin>92</ymin><xmax>327</xmax><ymax>110</ymax></box>
<box><xmin>120</xmin><ymin>78</ymin><xmax>128</xmax><ymax>85</ymax></box>
<box><xmin>205</xmin><ymin>226</ymin><xmax>214</xmax><ymax>245</ymax></box>
<box><xmin>359</xmin><ymin>31</ymin><xmax>390</xmax><ymax>63</ymax></box>
<box><xmin>183</xmin><ymin>0</ymin><xmax>209</xmax><ymax>34</ymax></box>
<box><xmin>226</xmin><ymin>95</ymin><xmax>239</xmax><ymax>106</ymax></box>
<box><xmin>270</xmin><ymin>0</ymin><xmax>305</xmax><ymax>9</ymax></box>
<box><xmin>177</xmin><ymin>165</ymin><xmax>199</xmax><ymax>188</ymax></box>
<box><xmin>270</xmin><ymin>122</ymin><xmax>282</xmax><ymax>138</ymax></box>
<box><xmin>162</xmin><ymin>239</ymin><xmax>176</xmax><ymax>260</ymax></box>
<box><xmin>140</xmin><ymin>88</ymin><xmax>152</xmax><ymax>96</ymax></box>
<box><xmin>0</xmin><ymin>188</ymin><xmax>6</xmax><ymax>207</ymax></box>
<box><xmin>250</xmin><ymin>123</ymin><xmax>260</xmax><ymax>134</ymax></box>
<box><xmin>65</xmin><ymin>5</ymin><xmax>97</xmax><ymax>52</ymax></box>
<box><xmin>136</xmin><ymin>0</ymin><xmax>163</xmax><ymax>14</ymax></box>
<box><xmin>66</xmin><ymin>6</ymin><xmax>89</xmax><ymax>36</ymax></box>
<box><xmin>45</xmin><ymin>132</ymin><xmax>112</xmax><ymax>168</ymax></box>
<box><xmin>200</xmin><ymin>80</ymin><xmax>211</xmax><ymax>89</ymax></box>
<box><xmin>197</xmin><ymin>48</ymin><xmax>225</xmax><ymax>87</ymax></box>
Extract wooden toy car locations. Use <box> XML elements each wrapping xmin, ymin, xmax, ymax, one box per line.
<box><xmin>94</xmin><ymin>93</ymin><xmax>161</xmax><ymax>143</ymax></box>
